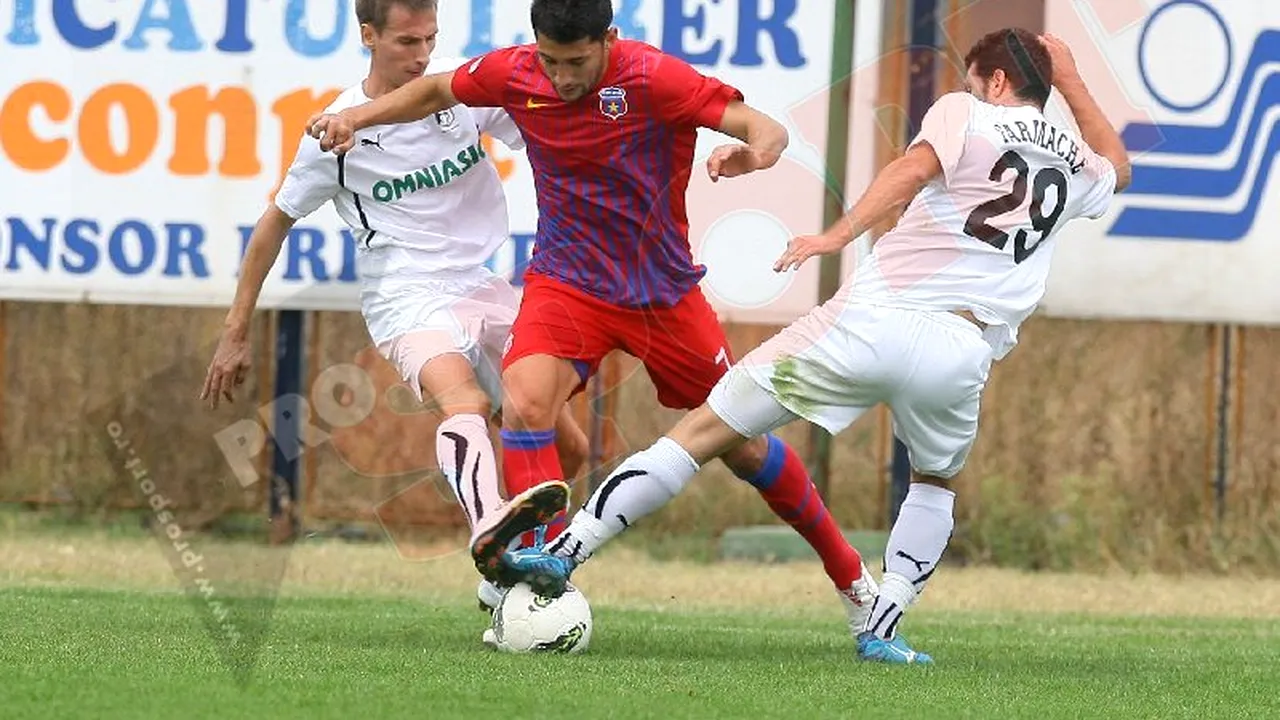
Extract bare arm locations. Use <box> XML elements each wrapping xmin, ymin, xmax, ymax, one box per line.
<box><xmin>774</xmin><ymin>143</ymin><xmax>941</xmax><ymax>271</ymax></box>
<box><xmin>1041</xmin><ymin>34</ymin><xmax>1131</xmax><ymax>192</ymax></box>
<box><xmin>224</xmin><ymin>206</ymin><xmax>295</xmax><ymax>339</ymax></box>
<box><xmin>717</xmin><ymin>101</ymin><xmax>789</xmax><ymax>168</ymax></box>
<box><xmin>201</xmin><ymin>205</ymin><xmax>295</xmax><ymax>407</ymax></box>
<box><xmin>351</xmin><ymin>71</ymin><xmax>458</xmax><ymax>129</ymax></box>
<box><xmin>307</xmin><ymin>71</ymin><xmax>460</xmax><ymax>154</ymax></box>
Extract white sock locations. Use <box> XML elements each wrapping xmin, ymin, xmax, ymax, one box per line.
<box><xmin>436</xmin><ymin>414</ymin><xmax>503</xmax><ymax>531</ymax></box>
<box><xmin>547</xmin><ymin>437</ymin><xmax>699</xmax><ymax>565</ymax></box>
<box><xmin>865</xmin><ymin>483</ymin><xmax>956</xmax><ymax>640</ymax></box>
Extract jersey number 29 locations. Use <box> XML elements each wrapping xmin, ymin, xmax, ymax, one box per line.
<box><xmin>963</xmin><ymin>149</ymin><xmax>1068</xmax><ymax>263</ymax></box>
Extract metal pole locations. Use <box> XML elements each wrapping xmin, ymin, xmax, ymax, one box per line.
<box><xmin>890</xmin><ymin>0</ymin><xmax>939</xmax><ymax>526</ymax></box>
<box><xmin>808</xmin><ymin>0</ymin><xmax>858</xmax><ymax>501</ymax></box>
<box><xmin>1215</xmin><ymin>324</ymin><xmax>1232</xmax><ymax>526</ymax></box>
<box><xmin>270</xmin><ymin>308</ymin><xmax>304</xmax><ymax>542</ymax></box>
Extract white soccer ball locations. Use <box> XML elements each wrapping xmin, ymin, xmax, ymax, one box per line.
<box><xmin>490</xmin><ymin>582</ymin><xmax>592</xmax><ymax>654</ymax></box>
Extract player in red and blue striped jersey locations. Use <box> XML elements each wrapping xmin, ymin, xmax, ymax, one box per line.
<box><xmin>307</xmin><ymin>0</ymin><xmax>877</xmax><ymax>631</ymax></box>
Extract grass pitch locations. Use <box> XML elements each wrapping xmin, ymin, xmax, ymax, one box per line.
<box><xmin>1</xmin><ymin>524</ymin><xmax>1278</xmax><ymax>719</ymax></box>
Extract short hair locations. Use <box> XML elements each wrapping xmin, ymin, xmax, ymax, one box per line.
<box><xmin>963</xmin><ymin>28</ymin><xmax>1054</xmax><ymax>107</ymax></box>
<box><xmin>355</xmin><ymin>0</ymin><xmax>437</xmax><ymax>32</ymax></box>
<box><xmin>530</xmin><ymin>0</ymin><xmax>613</xmax><ymax>44</ymax></box>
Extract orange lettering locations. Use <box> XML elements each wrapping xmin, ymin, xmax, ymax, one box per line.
<box><xmin>169</xmin><ymin>86</ymin><xmax>261</xmax><ymax>177</ymax></box>
<box><xmin>0</xmin><ymin>82</ymin><xmax>71</xmax><ymax>171</ymax></box>
<box><xmin>270</xmin><ymin>88</ymin><xmax>342</xmax><ymax>200</ymax></box>
<box><xmin>80</xmin><ymin>84</ymin><xmax>159</xmax><ymax>174</ymax></box>
<box><xmin>480</xmin><ymin>134</ymin><xmax>516</xmax><ymax>182</ymax></box>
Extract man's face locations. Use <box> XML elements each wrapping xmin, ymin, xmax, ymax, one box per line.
<box><xmin>363</xmin><ymin>5</ymin><xmax>439</xmax><ymax>88</ymax></box>
<box><xmin>534</xmin><ymin>28</ymin><xmax>617</xmax><ymax>101</ymax></box>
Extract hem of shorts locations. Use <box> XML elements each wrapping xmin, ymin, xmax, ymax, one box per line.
<box><xmin>738</xmin><ymin>365</ymin><xmax>844</xmax><ymax>436</ymax></box>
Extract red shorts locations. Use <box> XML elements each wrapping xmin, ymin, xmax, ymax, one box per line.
<box><xmin>502</xmin><ymin>274</ymin><xmax>734</xmax><ymax>409</ymax></box>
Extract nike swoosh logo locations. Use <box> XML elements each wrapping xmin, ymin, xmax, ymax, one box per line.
<box><xmin>526</xmin><ymin>98</ymin><xmax>551</xmax><ymax>109</ymax></box>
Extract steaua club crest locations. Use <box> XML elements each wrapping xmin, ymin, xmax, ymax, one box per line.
<box><xmin>598</xmin><ymin>87</ymin><xmax>628</xmax><ymax>120</ymax></box>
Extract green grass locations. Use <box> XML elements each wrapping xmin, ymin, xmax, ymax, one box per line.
<box><xmin>1</xmin><ymin>587</ymin><xmax>1277</xmax><ymax>719</ymax></box>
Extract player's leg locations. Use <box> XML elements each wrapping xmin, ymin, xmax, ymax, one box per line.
<box><xmin>383</xmin><ymin>331</ymin><xmax>570</xmax><ymax>585</ymax></box>
<box><xmin>537</xmin><ymin>405</ymin><xmax>589</xmax><ymax>541</ymax></box>
<box><xmin>498</xmin><ymin>277</ymin><xmax>608</xmax><ymax>503</ymax></box>
<box><xmin>546</xmin><ymin>368</ymin><xmax>798</xmax><ymax>574</ymax></box>
<box><xmin>636</xmin><ymin>289</ymin><xmax>872</xmax><ymax>604</ymax></box>
<box><xmin>857</xmin><ymin>310</ymin><xmax>993</xmax><ymax>666</ymax></box>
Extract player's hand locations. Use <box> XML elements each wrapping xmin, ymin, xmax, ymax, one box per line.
<box><xmin>1040</xmin><ymin>33</ymin><xmax>1081</xmax><ymax>88</ymax></box>
<box><xmin>773</xmin><ymin>232</ymin><xmax>847</xmax><ymax>272</ymax></box>
<box><xmin>307</xmin><ymin>110</ymin><xmax>356</xmax><ymax>154</ymax></box>
<box><xmin>200</xmin><ymin>331</ymin><xmax>252</xmax><ymax>409</ymax></box>
<box><xmin>706</xmin><ymin>144</ymin><xmax>771</xmax><ymax>182</ymax></box>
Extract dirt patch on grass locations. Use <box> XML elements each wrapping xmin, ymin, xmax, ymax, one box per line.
<box><xmin>3</xmin><ymin>533</ymin><xmax>1278</xmax><ymax>620</ymax></box>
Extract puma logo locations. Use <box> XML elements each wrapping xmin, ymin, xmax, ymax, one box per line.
<box><xmin>360</xmin><ymin>134</ymin><xmax>384</xmax><ymax>150</ymax></box>
<box><xmin>895</xmin><ymin>550</ymin><xmax>930</xmax><ymax>573</ymax></box>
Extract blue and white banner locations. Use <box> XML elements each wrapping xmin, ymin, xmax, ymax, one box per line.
<box><xmin>1042</xmin><ymin>0</ymin><xmax>1280</xmax><ymax>324</ymax></box>
<box><xmin>0</xmin><ymin>0</ymin><xmax>881</xmax><ymax>323</ymax></box>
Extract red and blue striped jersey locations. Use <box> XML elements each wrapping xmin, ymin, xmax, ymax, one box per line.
<box><xmin>451</xmin><ymin>40</ymin><xmax>743</xmax><ymax>308</ymax></box>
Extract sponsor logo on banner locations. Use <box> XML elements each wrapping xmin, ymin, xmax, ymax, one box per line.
<box><xmin>1109</xmin><ymin>0</ymin><xmax>1275</xmax><ymax>243</ymax></box>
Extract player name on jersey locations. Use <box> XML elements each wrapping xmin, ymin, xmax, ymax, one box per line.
<box><xmin>371</xmin><ymin>140</ymin><xmax>490</xmax><ymax>203</ymax></box>
<box><xmin>990</xmin><ymin>120</ymin><xmax>1086</xmax><ymax>175</ymax></box>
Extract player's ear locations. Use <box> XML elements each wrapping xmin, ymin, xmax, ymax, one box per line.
<box><xmin>990</xmin><ymin>68</ymin><xmax>1007</xmax><ymax>97</ymax></box>
<box><xmin>605</xmin><ymin>26</ymin><xmax>619</xmax><ymax>44</ymax></box>
<box><xmin>360</xmin><ymin>23</ymin><xmax>376</xmax><ymax>50</ymax></box>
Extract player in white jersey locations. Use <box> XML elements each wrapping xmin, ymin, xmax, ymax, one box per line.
<box><xmin>200</xmin><ymin>0</ymin><xmax>588</xmax><ymax>600</ymax></box>
<box><xmin>526</xmin><ymin>29</ymin><xmax>1132</xmax><ymax>663</ymax></box>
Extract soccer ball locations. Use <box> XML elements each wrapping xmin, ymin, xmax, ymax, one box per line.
<box><xmin>490</xmin><ymin>582</ymin><xmax>592</xmax><ymax>654</ymax></box>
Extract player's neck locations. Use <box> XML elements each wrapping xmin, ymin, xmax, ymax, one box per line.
<box><xmin>362</xmin><ymin>71</ymin><xmax>399</xmax><ymax>100</ymax></box>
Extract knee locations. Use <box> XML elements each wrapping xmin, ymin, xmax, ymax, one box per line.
<box><xmin>911</xmin><ymin>471</ymin><xmax>957</xmax><ymax>492</ymax></box>
<box><xmin>722</xmin><ymin>433</ymin><xmax>774</xmax><ymax>481</ymax></box>
<box><xmin>502</xmin><ymin>372</ymin><xmax>560</xmax><ymax>429</ymax></box>
<box><xmin>431</xmin><ymin>388</ymin><xmax>492</xmax><ymax>418</ymax></box>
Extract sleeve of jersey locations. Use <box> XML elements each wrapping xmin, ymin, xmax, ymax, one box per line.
<box><xmin>476</xmin><ymin>107</ymin><xmax>526</xmax><ymax>151</ymax></box>
<box><xmin>450</xmin><ymin>50</ymin><xmax>513</xmax><ymax>108</ymax></box>
<box><xmin>274</xmin><ymin>136</ymin><xmax>339</xmax><ymax>219</ymax></box>
<box><xmin>1076</xmin><ymin>148</ymin><xmax>1119</xmax><ymax>219</ymax></box>
<box><xmin>908</xmin><ymin>92</ymin><xmax>973</xmax><ymax>185</ymax></box>
<box><xmin>650</xmin><ymin>54</ymin><xmax>744</xmax><ymax>128</ymax></box>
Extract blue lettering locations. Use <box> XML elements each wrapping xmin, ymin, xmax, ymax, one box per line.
<box><xmin>285</xmin><ymin>0</ymin><xmax>346</xmax><ymax>58</ymax></box>
<box><xmin>663</xmin><ymin>0</ymin><xmax>722</xmax><ymax>66</ymax></box>
<box><xmin>108</xmin><ymin>221</ymin><xmax>157</xmax><ymax>276</ymax></box>
<box><xmin>122</xmin><ymin>0</ymin><xmax>203</xmax><ymax>51</ymax></box>
<box><xmin>463</xmin><ymin>0</ymin><xmax>495</xmax><ymax>56</ymax></box>
<box><xmin>54</xmin><ymin>0</ymin><xmax>117</xmax><ymax>50</ymax></box>
<box><xmin>731</xmin><ymin>0</ymin><xmax>804</xmax><ymax>68</ymax></box>
<box><xmin>4</xmin><ymin>217</ymin><xmax>54</xmax><ymax>270</ymax></box>
<box><xmin>62</xmin><ymin>219</ymin><xmax>100</xmax><ymax>274</ymax></box>
<box><xmin>236</xmin><ymin>225</ymin><xmax>254</xmax><ymax>276</ymax></box>
<box><xmin>216</xmin><ymin>0</ymin><xmax>253</xmax><ymax>52</ymax></box>
<box><xmin>285</xmin><ymin>228</ymin><xmax>327</xmax><ymax>280</ymax></box>
<box><xmin>163</xmin><ymin>223</ymin><xmax>207</xmax><ymax>277</ymax></box>
<box><xmin>614</xmin><ymin>0</ymin><xmax>647</xmax><ymax>41</ymax></box>
<box><xmin>7</xmin><ymin>0</ymin><xmax>38</xmax><ymax>45</ymax></box>
<box><xmin>337</xmin><ymin>230</ymin><xmax>358</xmax><ymax>282</ymax></box>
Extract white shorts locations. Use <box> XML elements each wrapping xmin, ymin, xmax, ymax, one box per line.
<box><xmin>708</xmin><ymin>301</ymin><xmax>994</xmax><ymax>479</ymax></box>
<box><xmin>362</xmin><ymin>267</ymin><xmax>518</xmax><ymax>409</ymax></box>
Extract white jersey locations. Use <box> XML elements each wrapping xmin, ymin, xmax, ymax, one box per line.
<box><xmin>848</xmin><ymin>92</ymin><xmax>1117</xmax><ymax>359</ymax></box>
<box><xmin>274</xmin><ymin>57</ymin><xmax>524</xmax><ymax>276</ymax></box>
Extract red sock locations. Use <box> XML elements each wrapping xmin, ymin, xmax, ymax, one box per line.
<box><xmin>500</xmin><ymin>429</ymin><xmax>566</xmax><ymax>546</ymax></box>
<box><xmin>742</xmin><ymin>435</ymin><xmax>862</xmax><ymax>588</ymax></box>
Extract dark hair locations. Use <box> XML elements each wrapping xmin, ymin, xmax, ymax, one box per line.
<box><xmin>963</xmin><ymin>28</ymin><xmax>1053</xmax><ymax>107</ymax></box>
<box><xmin>355</xmin><ymin>0</ymin><xmax>437</xmax><ymax>32</ymax></box>
<box><xmin>530</xmin><ymin>0</ymin><xmax>613</xmax><ymax>44</ymax></box>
